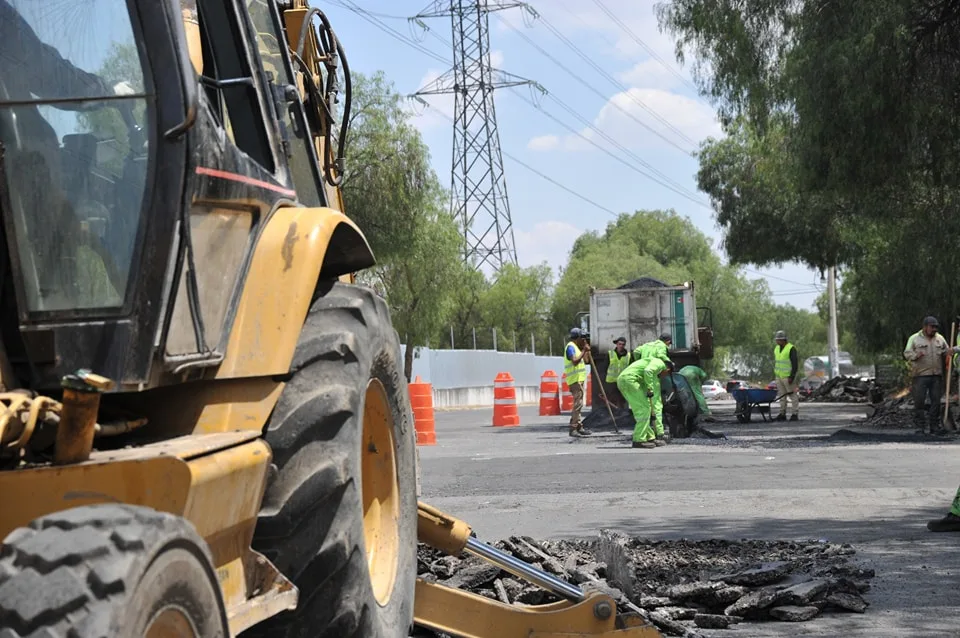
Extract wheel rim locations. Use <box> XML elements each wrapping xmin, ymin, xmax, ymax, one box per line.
<box><xmin>361</xmin><ymin>378</ymin><xmax>401</xmax><ymax>606</ymax></box>
<box><xmin>145</xmin><ymin>607</ymin><xmax>198</xmax><ymax>638</ymax></box>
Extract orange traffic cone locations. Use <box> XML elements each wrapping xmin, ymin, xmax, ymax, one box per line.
<box><xmin>409</xmin><ymin>376</ymin><xmax>436</xmax><ymax>445</ymax></box>
<box><xmin>539</xmin><ymin>370</ymin><xmax>561</xmax><ymax>416</ymax></box>
<box><xmin>560</xmin><ymin>373</ymin><xmax>573</xmax><ymax>413</ymax></box>
<box><xmin>493</xmin><ymin>372</ymin><xmax>520</xmax><ymax>427</ymax></box>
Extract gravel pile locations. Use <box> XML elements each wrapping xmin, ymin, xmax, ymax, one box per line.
<box><xmin>805</xmin><ymin>376</ymin><xmax>885</xmax><ymax>403</ymax></box>
<box><xmin>415</xmin><ymin>531</ymin><xmax>874</xmax><ymax>637</ymax></box>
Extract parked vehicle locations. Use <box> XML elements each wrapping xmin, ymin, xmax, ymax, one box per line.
<box><xmin>702</xmin><ymin>379</ymin><xmax>725</xmax><ymax>399</ymax></box>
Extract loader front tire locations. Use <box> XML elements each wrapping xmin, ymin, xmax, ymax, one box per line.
<box><xmin>0</xmin><ymin>504</ymin><xmax>228</xmax><ymax>638</ymax></box>
<box><xmin>250</xmin><ymin>283</ymin><xmax>417</xmax><ymax>638</ymax></box>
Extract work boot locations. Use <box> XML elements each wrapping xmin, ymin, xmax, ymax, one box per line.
<box><xmin>653</xmin><ymin>436</ymin><xmax>666</xmax><ymax>447</ymax></box>
<box><xmin>775</xmin><ymin>413</ymin><xmax>787</xmax><ymax>422</ymax></box>
<box><xmin>568</xmin><ymin>428</ymin><xmax>583</xmax><ymax>438</ymax></box>
<box><xmin>577</xmin><ymin>426</ymin><xmax>593</xmax><ymax>436</ymax></box>
<box><xmin>632</xmin><ymin>440</ymin><xmax>656</xmax><ymax>449</ymax></box>
<box><xmin>928</xmin><ymin>512</ymin><xmax>960</xmax><ymax>532</ymax></box>
<box><xmin>659</xmin><ymin>433</ymin><xmax>671</xmax><ymax>444</ymax></box>
<box><xmin>789</xmin><ymin>414</ymin><xmax>799</xmax><ymax>422</ymax></box>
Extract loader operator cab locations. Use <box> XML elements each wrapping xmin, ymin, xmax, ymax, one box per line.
<box><xmin>0</xmin><ymin>0</ymin><xmax>363</xmax><ymax>392</ymax></box>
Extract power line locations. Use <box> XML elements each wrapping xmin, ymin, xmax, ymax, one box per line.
<box><xmin>331</xmin><ymin>0</ymin><xmax>452</xmax><ymax>66</ymax></box>
<box><xmin>523</xmin><ymin>8</ymin><xmax>699</xmax><ymax>149</ymax></box>
<box><xmin>496</xmin><ymin>14</ymin><xmax>695</xmax><ymax>156</ymax></box>
<box><xmin>511</xmin><ymin>88</ymin><xmax>709</xmax><ymax>207</ymax></box>
<box><xmin>416</xmin><ymin>99</ymin><xmax>620</xmax><ymax>217</ymax></box>
<box><xmin>587</xmin><ymin>0</ymin><xmax>700</xmax><ymax>94</ymax></box>
<box><xmin>326</xmin><ymin>0</ymin><xmax>409</xmax><ymax>21</ymax></box>
<box><xmin>743</xmin><ymin>267</ymin><xmax>819</xmax><ymax>287</ymax></box>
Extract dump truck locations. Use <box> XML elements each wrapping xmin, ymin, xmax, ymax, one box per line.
<box><xmin>0</xmin><ymin>1</ymin><xmax>661</xmax><ymax>636</ymax></box>
<box><xmin>586</xmin><ymin>278</ymin><xmax>714</xmax><ymax>371</ymax></box>
<box><xmin>582</xmin><ymin>279</ymin><xmax>713</xmax><ymax>437</ymax></box>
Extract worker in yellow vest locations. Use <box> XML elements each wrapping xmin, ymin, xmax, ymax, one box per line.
<box><xmin>605</xmin><ymin>336</ymin><xmax>629</xmax><ymax>408</ymax></box>
<box><xmin>564</xmin><ymin>328</ymin><xmax>592</xmax><ymax>437</ymax></box>
<box><xmin>774</xmin><ymin>330</ymin><xmax>800</xmax><ymax>421</ymax></box>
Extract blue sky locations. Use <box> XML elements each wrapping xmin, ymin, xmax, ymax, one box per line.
<box><xmin>325</xmin><ymin>0</ymin><xmax>826</xmax><ymax>309</ymax></box>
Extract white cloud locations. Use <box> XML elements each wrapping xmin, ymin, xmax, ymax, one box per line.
<box><xmin>513</xmin><ymin>220</ymin><xmax>582</xmax><ymax>273</ymax></box>
<box><xmin>527</xmin><ymin>134</ymin><xmax>560</xmax><ymax>151</ymax></box>
<box><xmin>527</xmin><ymin>87</ymin><xmax>719</xmax><ymax>153</ymax></box>
<box><xmin>618</xmin><ymin>58</ymin><xmax>682</xmax><ymax>91</ymax></box>
<box><xmin>536</xmin><ymin>0</ymin><xmax>683</xmax><ymax>65</ymax></box>
<box><xmin>490</xmin><ymin>49</ymin><xmax>505</xmax><ymax>69</ymax></box>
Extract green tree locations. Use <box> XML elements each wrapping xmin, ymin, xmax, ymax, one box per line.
<box><xmin>482</xmin><ymin>263</ymin><xmax>554</xmax><ymax>352</ymax></box>
<box><xmin>658</xmin><ymin>0</ymin><xmax>960</xmax><ymax>355</ymax></box>
<box><xmin>342</xmin><ymin>72</ymin><xmax>439</xmax><ymax>262</ymax></box>
<box><xmin>343</xmin><ymin>72</ymin><xmax>463</xmax><ymax>379</ymax></box>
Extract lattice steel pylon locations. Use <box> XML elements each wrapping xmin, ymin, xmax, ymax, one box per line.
<box><xmin>414</xmin><ymin>1</ymin><xmax>532</xmax><ymax>272</ymax></box>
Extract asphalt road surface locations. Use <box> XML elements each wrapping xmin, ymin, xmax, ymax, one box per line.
<box><xmin>418</xmin><ymin>400</ymin><xmax>960</xmax><ymax>638</ymax></box>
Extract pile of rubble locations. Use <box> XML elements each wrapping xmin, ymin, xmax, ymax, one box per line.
<box><xmin>805</xmin><ymin>376</ymin><xmax>885</xmax><ymax>403</ymax></box>
<box><xmin>862</xmin><ymin>394</ymin><xmax>914</xmax><ymax>428</ymax></box>
<box><xmin>415</xmin><ymin>531</ymin><xmax>874</xmax><ymax>637</ymax></box>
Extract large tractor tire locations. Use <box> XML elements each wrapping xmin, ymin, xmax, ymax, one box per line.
<box><xmin>0</xmin><ymin>504</ymin><xmax>228</xmax><ymax>637</ymax></box>
<box><xmin>249</xmin><ymin>283</ymin><xmax>417</xmax><ymax>638</ymax></box>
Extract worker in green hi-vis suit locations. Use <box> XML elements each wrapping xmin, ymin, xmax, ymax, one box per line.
<box><xmin>678</xmin><ymin>365</ymin><xmax>716</xmax><ymax>423</ymax></box>
<box><xmin>617</xmin><ymin>357</ymin><xmax>670</xmax><ymax>449</ymax></box>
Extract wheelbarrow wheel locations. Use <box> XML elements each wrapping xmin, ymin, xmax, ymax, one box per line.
<box><xmin>736</xmin><ymin>401</ymin><xmax>749</xmax><ymax>423</ymax></box>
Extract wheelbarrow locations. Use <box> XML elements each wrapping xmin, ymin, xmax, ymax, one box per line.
<box><xmin>731</xmin><ymin>387</ymin><xmax>780</xmax><ymax>423</ymax></box>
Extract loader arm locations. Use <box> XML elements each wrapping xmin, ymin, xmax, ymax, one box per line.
<box><xmin>416</xmin><ymin>503</ymin><xmax>663</xmax><ymax>638</ymax></box>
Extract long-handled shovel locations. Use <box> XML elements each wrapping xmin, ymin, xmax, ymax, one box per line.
<box><xmin>944</xmin><ymin>318</ymin><xmax>958</xmax><ymax>430</ymax></box>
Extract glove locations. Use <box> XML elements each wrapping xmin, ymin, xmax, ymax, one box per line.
<box><xmin>113</xmin><ymin>81</ymin><xmax>136</xmax><ymax>96</ymax></box>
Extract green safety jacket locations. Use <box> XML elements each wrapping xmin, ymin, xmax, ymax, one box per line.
<box><xmin>774</xmin><ymin>343</ymin><xmax>795</xmax><ymax>379</ymax></box>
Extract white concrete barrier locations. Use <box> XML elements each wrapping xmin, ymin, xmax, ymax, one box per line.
<box><xmin>399</xmin><ymin>346</ymin><xmax>582</xmax><ymax>410</ymax></box>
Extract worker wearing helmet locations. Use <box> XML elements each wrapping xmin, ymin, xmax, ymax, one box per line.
<box><xmin>564</xmin><ymin>328</ymin><xmax>592</xmax><ymax>437</ymax></box>
<box><xmin>604</xmin><ymin>336</ymin><xmax>629</xmax><ymax>408</ymax></box>
<box><xmin>617</xmin><ymin>356</ymin><xmax>670</xmax><ymax>448</ymax></box>
<box><xmin>774</xmin><ymin>330</ymin><xmax>800</xmax><ymax>421</ymax></box>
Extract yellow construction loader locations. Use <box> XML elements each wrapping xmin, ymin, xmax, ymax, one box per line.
<box><xmin>0</xmin><ymin>1</ymin><xmax>661</xmax><ymax>636</ymax></box>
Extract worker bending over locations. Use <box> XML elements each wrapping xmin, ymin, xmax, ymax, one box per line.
<box><xmin>605</xmin><ymin>336</ymin><xmax>629</xmax><ymax>408</ymax></box>
<box><xmin>564</xmin><ymin>328</ymin><xmax>593</xmax><ymax>438</ymax></box>
<box><xmin>678</xmin><ymin>364</ymin><xmax>715</xmax><ymax>423</ymax></box>
<box><xmin>773</xmin><ymin>330</ymin><xmax>800</xmax><ymax>421</ymax></box>
<box><xmin>634</xmin><ymin>333</ymin><xmax>673</xmax><ymax>364</ymax></box>
<box><xmin>617</xmin><ymin>357</ymin><xmax>670</xmax><ymax>449</ymax></box>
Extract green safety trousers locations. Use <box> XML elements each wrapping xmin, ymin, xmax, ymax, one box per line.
<box><xmin>951</xmin><ymin>485</ymin><xmax>960</xmax><ymax>517</ymax></box>
<box><xmin>617</xmin><ymin>358</ymin><xmax>665</xmax><ymax>442</ymax></box>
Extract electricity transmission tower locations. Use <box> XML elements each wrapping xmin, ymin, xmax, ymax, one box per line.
<box><xmin>414</xmin><ymin>1</ymin><xmax>532</xmax><ymax>272</ymax></box>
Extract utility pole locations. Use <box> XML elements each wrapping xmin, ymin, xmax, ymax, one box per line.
<box><xmin>827</xmin><ymin>266</ymin><xmax>840</xmax><ymax>379</ymax></box>
<box><xmin>413</xmin><ymin>0</ymin><xmax>533</xmax><ymax>272</ymax></box>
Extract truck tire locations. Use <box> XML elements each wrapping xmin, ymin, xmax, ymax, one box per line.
<box><xmin>250</xmin><ymin>282</ymin><xmax>417</xmax><ymax>638</ymax></box>
<box><xmin>0</xmin><ymin>504</ymin><xmax>228</xmax><ymax>638</ymax></box>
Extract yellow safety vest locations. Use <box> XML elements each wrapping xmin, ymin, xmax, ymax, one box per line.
<box><xmin>774</xmin><ymin>343</ymin><xmax>795</xmax><ymax>379</ymax></box>
<box><xmin>606</xmin><ymin>350</ymin><xmax>628</xmax><ymax>382</ymax></box>
<box><xmin>564</xmin><ymin>341</ymin><xmax>586</xmax><ymax>385</ymax></box>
